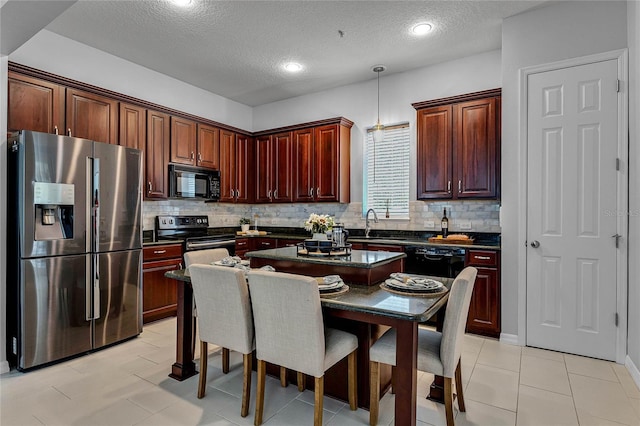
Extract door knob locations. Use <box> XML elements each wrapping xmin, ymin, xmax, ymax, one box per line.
<box><xmin>530</xmin><ymin>240</ymin><xmax>540</xmax><ymax>248</ymax></box>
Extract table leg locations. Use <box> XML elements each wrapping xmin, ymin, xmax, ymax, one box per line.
<box><xmin>169</xmin><ymin>281</ymin><xmax>198</xmax><ymax>381</ymax></box>
<box><xmin>394</xmin><ymin>321</ymin><xmax>418</xmax><ymax>426</ymax></box>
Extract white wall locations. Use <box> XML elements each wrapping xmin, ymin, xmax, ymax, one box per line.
<box><xmin>9</xmin><ymin>30</ymin><xmax>253</xmax><ymax>131</ymax></box>
<box><xmin>627</xmin><ymin>0</ymin><xmax>640</xmax><ymax>377</ymax></box>
<box><xmin>253</xmin><ymin>50</ymin><xmax>502</xmax><ymax>202</ymax></box>
<box><xmin>1</xmin><ymin>55</ymin><xmax>8</xmax><ymax>373</ymax></box>
<box><xmin>501</xmin><ymin>0</ymin><xmax>630</xmax><ymax>347</ymax></box>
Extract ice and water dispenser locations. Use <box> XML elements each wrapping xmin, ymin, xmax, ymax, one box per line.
<box><xmin>33</xmin><ymin>182</ymin><xmax>74</xmax><ymax>240</ymax></box>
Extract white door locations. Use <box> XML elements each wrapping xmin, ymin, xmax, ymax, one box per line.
<box><xmin>526</xmin><ymin>59</ymin><xmax>619</xmax><ymax>361</ymax></box>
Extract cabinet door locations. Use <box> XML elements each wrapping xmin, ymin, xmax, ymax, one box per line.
<box><xmin>119</xmin><ymin>103</ymin><xmax>146</xmax><ymax>150</ymax></box>
<box><xmin>8</xmin><ymin>72</ymin><xmax>65</xmax><ymax>134</ymax></box>
<box><xmin>66</xmin><ymin>88</ymin><xmax>118</xmax><ymax>144</ymax></box>
<box><xmin>272</xmin><ymin>131</ymin><xmax>293</xmax><ymax>202</ymax></box>
<box><xmin>146</xmin><ymin>110</ymin><xmax>170</xmax><ymax>198</ymax></box>
<box><xmin>142</xmin><ymin>258</ymin><xmax>181</xmax><ymax>323</ymax></box>
<box><xmin>454</xmin><ymin>98</ymin><xmax>497</xmax><ymax>198</ymax></box>
<box><xmin>314</xmin><ymin>125</ymin><xmax>339</xmax><ymax>201</ymax></box>
<box><xmin>235</xmin><ymin>135</ymin><xmax>254</xmax><ymax>203</ymax></box>
<box><xmin>197</xmin><ymin>124</ymin><xmax>220</xmax><ymax>170</ymax></box>
<box><xmin>254</xmin><ymin>135</ymin><xmax>272</xmax><ymax>203</ymax></box>
<box><xmin>293</xmin><ymin>128</ymin><xmax>315</xmax><ymax>202</ymax></box>
<box><xmin>219</xmin><ymin>129</ymin><xmax>237</xmax><ymax>202</ymax></box>
<box><xmin>466</xmin><ymin>266</ymin><xmax>499</xmax><ymax>336</ymax></box>
<box><xmin>417</xmin><ymin>105</ymin><xmax>453</xmax><ymax>199</ymax></box>
<box><xmin>170</xmin><ymin>116</ymin><xmax>196</xmax><ymax>165</ymax></box>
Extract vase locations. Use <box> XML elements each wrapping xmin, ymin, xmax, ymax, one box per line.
<box><xmin>241</xmin><ymin>224</ymin><xmax>250</xmax><ymax>232</ymax></box>
<box><xmin>312</xmin><ymin>232</ymin><xmax>328</xmax><ymax>240</ymax></box>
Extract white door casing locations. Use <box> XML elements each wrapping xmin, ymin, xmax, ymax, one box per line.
<box><xmin>525</xmin><ymin>56</ymin><xmax>626</xmax><ymax>361</ymax></box>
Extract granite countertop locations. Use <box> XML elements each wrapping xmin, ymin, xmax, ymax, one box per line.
<box><xmin>245</xmin><ymin>246</ymin><xmax>406</xmax><ymax>268</ymax></box>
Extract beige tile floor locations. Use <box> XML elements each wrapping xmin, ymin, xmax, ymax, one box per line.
<box><xmin>1</xmin><ymin>318</ymin><xmax>639</xmax><ymax>426</ymax></box>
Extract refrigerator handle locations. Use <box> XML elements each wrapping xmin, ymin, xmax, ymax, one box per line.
<box><xmin>86</xmin><ymin>256</ymin><xmax>92</xmax><ymax>321</ymax></box>
<box><xmin>93</xmin><ymin>158</ymin><xmax>101</xmax><ymax>320</ymax></box>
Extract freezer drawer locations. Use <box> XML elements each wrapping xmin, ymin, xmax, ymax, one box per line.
<box><xmin>94</xmin><ymin>250</ymin><xmax>142</xmax><ymax>348</ymax></box>
<box><xmin>19</xmin><ymin>255</ymin><xmax>92</xmax><ymax>370</ymax></box>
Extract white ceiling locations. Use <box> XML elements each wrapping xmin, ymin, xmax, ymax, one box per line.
<box><xmin>13</xmin><ymin>1</ymin><xmax>549</xmax><ymax>107</ymax></box>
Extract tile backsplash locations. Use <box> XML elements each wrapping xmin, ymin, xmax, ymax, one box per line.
<box><xmin>143</xmin><ymin>200</ymin><xmax>500</xmax><ymax>233</ymax></box>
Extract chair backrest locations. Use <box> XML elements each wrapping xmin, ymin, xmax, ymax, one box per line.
<box><xmin>189</xmin><ymin>264</ymin><xmax>254</xmax><ymax>354</ymax></box>
<box><xmin>247</xmin><ymin>270</ymin><xmax>325</xmax><ymax>377</ymax></box>
<box><xmin>184</xmin><ymin>248</ymin><xmax>230</xmax><ymax>268</ymax></box>
<box><xmin>440</xmin><ymin>266</ymin><xmax>478</xmax><ymax>377</ymax></box>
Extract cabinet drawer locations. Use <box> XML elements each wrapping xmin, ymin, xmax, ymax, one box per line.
<box><xmin>235</xmin><ymin>238</ymin><xmax>249</xmax><ymax>250</ymax></box>
<box><xmin>143</xmin><ymin>244</ymin><xmax>183</xmax><ymax>261</ymax></box>
<box><xmin>466</xmin><ymin>250</ymin><xmax>497</xmax><ymax>266</ymax></box>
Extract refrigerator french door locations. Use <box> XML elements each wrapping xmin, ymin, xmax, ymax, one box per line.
<box><xmin>7</xmin><ymin>130</ymin><xmax>143</xmax><ymax>370</ymax></box>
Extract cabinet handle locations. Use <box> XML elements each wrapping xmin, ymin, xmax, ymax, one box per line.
<box><xmin>190</xmin><ymin>152</ymin><xmax>195</xmax><ymax>160</ymax></box>
<box><xmin>153</xmin><ymin>250</ymin><xmax>167</xmax><ymax>254</ymax></box>
<box><xmin>474</xmin><ymin>255</ymin><xmax>491</xmax><ymax>260</ymax></box>
<box><xmin>274</xmin><ymin>189</ymin><xmax>278</xmax><ymax>198</ymax></box>
<box><xmin>236</xmin><ymin>189</ymin><xmax>240</xmax><ymax>198</ymax></box>
<box><xmin>310</xmin><ymin>187</ymin><xmax>314</xmax><ymax>197</ymax></box>
<box><xmin>268</xmin><ymin>189</ymin><xmax>272</xmax><ymax>200</ymax></box>
<box><xmin>447</xmin><ymin>181</ymin><xmax>451</xmax><ymax>193</ymax></box>
<box><xmin>230</xmin><ymin>187</ymin><xmax>234</xmax><ymax>197</ymax></box>
<box><xmin>148</xmin><ymin>182</ymin><xmax>152</xmax><ymax>193</ymax></box>
<box><xmin>67</xmin><ymin>128</ymin><xmax>72</xmax><ymax>137</ymax></box>
<box><xmin>54</xmin><ymin>126</ymin><xmax>59</xmax><ymax>135</ymax></box>
<box><xmin>458</xmin><ymin>180</ymin><xmax>462</xmax><ymax>192</ymax></box>
<box><xmin>197</xmin><ymin>152</ymin><xmax>202</xmax><ymax>163</ymax></box>
<box><xmin>316</xmin><ymin>187</ymin><xmax>320</xmax><ymax>197</ymax></box>
<box><xmin>262</xmin><ymin>242</ymin><xmax>271</xmax><ymax>246</ymax></box>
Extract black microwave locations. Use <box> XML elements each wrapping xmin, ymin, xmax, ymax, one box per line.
<box><xmin>169</xmin><ymin>164</ymin><xmax>220</xmax><ymax>201</ymax></box>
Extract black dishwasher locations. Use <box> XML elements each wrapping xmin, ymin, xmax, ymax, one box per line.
<box><xmin>404</xmin><ymin>246</ymin><xmax>466</xmax><ymax>278</ymax></box>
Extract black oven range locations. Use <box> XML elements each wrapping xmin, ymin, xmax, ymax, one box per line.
<box><xmin>155</xmin><ymin>215</ymin><xmax>236</xmax><ymax>254</ymax></box>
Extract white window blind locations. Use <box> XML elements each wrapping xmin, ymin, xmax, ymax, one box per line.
<box><xmin>364</xmin><ymin>123</ymin><xmax>410</xmax><ymax>218</ymax></box>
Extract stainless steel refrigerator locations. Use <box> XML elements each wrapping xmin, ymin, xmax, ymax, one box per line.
<box><xmin>7</xmin><ymin>130</ymin><xmax>143</xmax><ymax>370</ymax></box>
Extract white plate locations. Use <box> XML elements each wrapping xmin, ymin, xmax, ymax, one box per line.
<box><xmin>385</xmin><ymin>278</ymin><xmax>444</xmax><ymax>292</ymax></box>
<box><xmin>318</xmin><ymin>281</ymin><xmax>344</xmax><ymax>291</ymax></box>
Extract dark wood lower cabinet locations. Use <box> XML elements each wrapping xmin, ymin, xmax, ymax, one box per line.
<box><xmin>465</xmin><ymin>250</ymin><xmax>500</xmax><ymax>337</ymax></box>
<box><xmin>143</xmin><ymin>244</ymin><xmax>183</xmax><ymax>324</ymax></box>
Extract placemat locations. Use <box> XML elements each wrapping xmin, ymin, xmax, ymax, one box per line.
<box><xmin>380</xmin><ymin>283</ymin><xmax>449</xmax><ymax>298</ymax></box>
<box><xmin>320</xmin><ymin>284</ymin><xmax>349</xmax><ymax>297</ymax></box>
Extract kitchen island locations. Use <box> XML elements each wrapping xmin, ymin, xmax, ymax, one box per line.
<box><xmin>245</xmin><ymin>246</ymin><xmax>406</xmax><ymax>286</ymax></box>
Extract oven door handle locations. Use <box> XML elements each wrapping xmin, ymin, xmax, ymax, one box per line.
<box><xmin>186</xmin><ymin>240</ymin><xmax>235</xmax><ymax>250</ymax></box>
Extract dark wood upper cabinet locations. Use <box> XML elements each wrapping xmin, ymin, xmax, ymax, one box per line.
<box><xmin>414</xmin><ymin>89</ymin><xmax>500</xmax><ymax>200</ymax></box>
<box><xmin>255</xmin><ymin>134</ymin><xmax>271</xmax><ymax>203</ymax></box>
<box><xmin>417</xmin><ymin>106</ymin><xmax>453</xmax><ymax>199</ymax></box>
<box><xmin>219</xmin><ymin>130</ymin><xmax>254</xmax><ymax>203</ymax></box>
<box><xmin>255</xmin><ymin>132</ymin><xmax>293</xmax><ymax>203</ymax></box>
<box><xmin>197</xmin><ymin>124</ymin><xmax>220</xmax><ymax>170</ymax></box>
<box><xmin>66</xmin><ymin>88</ymin><xmax>118</xmax><ymax>144</ymax></box>
<box><xmin>8</xmin><ymin>71</ymin><xmax>65</xmax><ymax>134</ymax></box>
<box><xmin>293</xmin><ymin>128</ymin><xmax>315</xmax><ymax>202</ymax></box>
<box><xmin>119</xmin><ymin>103</ymin><xmax>146</xmax><ymax>150</ymax></box>
<box><xmin>146</xmin><ymin>110</ymin><xmax>170</xmax><ymax>199</ymax></box>
<box><xmin>219</xmin><ymin>129</ymin><xmax>237</xmax><ymax>202</ymax></box>
<box><xmin>170</xmin><ymin>116</ymin><xmax>197</xmax><ymax>165</ymax></box>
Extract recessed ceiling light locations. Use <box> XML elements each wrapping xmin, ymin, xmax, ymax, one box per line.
<box><xmin>170</xmin><ymin>0</ymin><xmax>192</xmax><ymax>7</ymax></box>
<box><xmin>283</xmin><ymin>62</ymin><xmax>303</xmax><ymax>73</ymax></box>
<box><xmin>412</xmin><ymin>23</ymin><xmax>433</xmax><ymax>36</ymax></box>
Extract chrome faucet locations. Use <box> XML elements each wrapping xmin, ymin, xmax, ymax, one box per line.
<box><xmin>365</xmin><ymin>208</ymin><xmax>379</xmax><ymax>238</ymax></box>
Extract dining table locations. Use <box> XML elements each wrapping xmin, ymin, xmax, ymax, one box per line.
<box><xmin>165</xmin><ymin>259</ymin><xmax>452</xmax><ymax>426</ymax></box>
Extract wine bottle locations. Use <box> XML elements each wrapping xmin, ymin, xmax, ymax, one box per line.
<box><xmin>441</xmin><ymin>208</ymin><xmax>449</xmax><ymax>238</ymax></box>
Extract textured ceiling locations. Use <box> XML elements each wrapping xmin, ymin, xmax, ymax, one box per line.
<box><xmin>43</xmin><ymin>0</ymin><xmax>547</xmax><ymax>106</ymax></box>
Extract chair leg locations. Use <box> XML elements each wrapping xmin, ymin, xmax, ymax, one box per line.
<box><xmin>455</xmin><ymin>359</ymin><xmax>466</xmax><ymax>412</ymax></box>
<box><xmin>314</xmin><ymin>376</ymin><xmax>324</xmax><ymax>426</ymax></box>
<box><xmin>241</xmin><ymin>353</ymin><xmax>252</xmax><ymax>417</ymax></box>
<box><xmin>197</xmin><ymin>341</ymin><xmax>208</xmax><ymax>399</ymax></box>
<box><xmin>255</xmin><ymin>360</ymin><xmax>266</xmax><ymax>426</ymax></box>
<box><xmin>280</xmin><ymin>366</ymin><xmax>288</xmax><ymax>387</ymax></box>
<box><xmin>222</xmin><ymin>347</ymin><xmax>230</xmax><ymax>374</ymax></box>
<box><xmin>297</xmin><ymin>371</ymin><xmax>306</xmax><ymax>392</ymax></box>
<box><xmin>369</xmin><ymin>361</ymin><xmax>380</xmax><ymax>426</ymax></box>
<box><xmin>348</xmin><ymin>350</ymin><xmax>357</xmax><ymax>410</ymax></box>
<box><xmin>444</xmin><ymin>377</ymin><xmax>455</xmax><ymax>426</ymax></box>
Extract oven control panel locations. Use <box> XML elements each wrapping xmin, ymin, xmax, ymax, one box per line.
<box><xmin>156</xmin><ymin>215</ymin><xmax>209</xmax><ymax>230</ymax></box>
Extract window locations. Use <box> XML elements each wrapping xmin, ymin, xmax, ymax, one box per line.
<box><xmin>363</xmin><ymin>123</ymin><xmax>410</xmax><ymax>218</ymax></box>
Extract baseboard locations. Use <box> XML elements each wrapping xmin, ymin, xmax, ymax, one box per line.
<box><xmin>499</xmin><ymin>333</ymin><xmax>519</xmax><ymax>345</ymax></box>
<box><xmin>625</xmin><ymin>355</ymin><xmax>640</xmax><ymax>391</ymax></box>
<box><xmin>0</xmin><ymin>360</ymin><xmax>10</xmax><ymax>374</ymax></box>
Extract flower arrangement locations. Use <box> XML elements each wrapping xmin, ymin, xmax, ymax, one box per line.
<box><xmin>304</xmin><ymin>213</ymin><xmax>335</xmax><ymax>234</ymax></box>
<box><xmin>239</xmin><ymin>217</ymin><xmax>251</xmax><ymax>225</ymax></box>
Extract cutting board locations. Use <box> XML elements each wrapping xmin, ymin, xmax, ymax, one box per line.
<box><xmin>428</xmin><ymin>236</ymin><xmax>474</xmax><ymax>245</ymax></box>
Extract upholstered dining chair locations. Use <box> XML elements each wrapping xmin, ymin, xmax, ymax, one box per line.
<box><xmin>247</xmin><ymin>270</ymin><xmax>358</xmax><ymax>426</ymax></box>
<box><xmin>369</xmin><ymin>266</ymin><xmax>478</xmax><ymax>426</ymax></box>
<box><xmin>189</xmin><ymin>264</ymin><xmax>255</xmax><ymax>417</ymax></box>
<box><xmin>184</xmin><ymin>249</ymin><xmax>232</xmax><ymax>370</ymax></box>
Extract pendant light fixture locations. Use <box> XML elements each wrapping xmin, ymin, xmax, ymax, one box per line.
<box><xmin>372</xmin><ymin>65</ymin><xmax>386</xmax><ymax>143</ymax></box>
